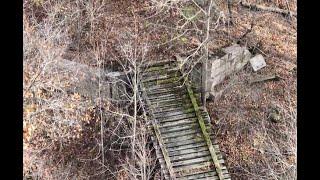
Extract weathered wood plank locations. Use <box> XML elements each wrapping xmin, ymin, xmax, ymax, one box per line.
<box><xmin>148</xmin><ymin>93</ymin><xmax>178</xmax><ymax>101</ymax></box>
<box><xmin>154</xmin><ymin>105</ymin><xmax>194</xmax><ymax>114</ymax></box>
<box><xmin>166</xmin><ymin>139</ymin><xmax>205</xmax><ymax>149</ymax></box>
<box><xmin>149</xmin><ymin>93</ymin><xmax>196</xmax><ymax>103</ymax></box>
<box><xmin>146</xmin><ymin>87</ymin><xmax>186</xmax><ymax>95</ymax></box>
<box><xmin>146</xmin><ymin>90</ymin><xmax>186</xmax><ymax>98</ymax></box>
<box><xmin>160</xmin><ymin>117</ymin><xmax>198</xmax><ymax>127</ymax></box>
<box><xmin>174</xmin><ymin>161</ymin><xmax>213</xmax><ymax>175</ymax></box>
<box><xmin>151</xmin><ymin>100</ymin><xmax>192</xmax><ymax>109</ymax></box>
<box><xmin>142</xmin><ymin>73</ymin><xmax>180</xmax><ymax>83</ymax></box>
<box><xmin>143</xmin><ymin>82</ymin><xmax>181</xmax><ymax>91</ymax></box>
<box><xmin>154</xmin><ymin>109</ymin><xmax>195</xmax><ymax>118</ymax></box>
<box><xmin>179</xmin><ymin>168</ymin><xmax>229</xmax><ymax>179</ymax></box>
<box><xmin>170</xmin><ymin>150</ymin><xmax>211</xmax><ymax>162</ymax></box>
<box><xmin>141</xmin><ymin>67</ymin><xmax>180</xmax><ymax>78</ymax></box>
<box><xmin>196</xmin><ymin>176</ymin><xmax>220</xmax><ymax>180</ymax></box>
<box><xmin>161</xmin><ymin>129</ymin><xmax>201</xmax><ymax>139</ymax></box>
<box><xmin>160</xmin><ymin>122</ymin><xmax>198</xmax><ymax>133</ymax></box>
<box><xmin>150</xmin><ymin>97</ymin><xmax>186</xmax><ymax>105</ymax></box>
<box><xmin>140</xmin><ymin>59</ymin><xmax>176</xmax><ymax>69</ymax></box>
<box><xmin>169</xmin><ymin>146</ymin><xmax>209</xmax><ymax>157</ymax></box>
<box><xmin>157</xmin><ymin>113</ymin><xmax>196</xmax><ymax>123</ymax></box>
<box><xmin>177</xmin><ymin>170</ymin><xmax>219</xmax><ymax>180</ymax></box>
<box><xmin>163</xmin><ymin>133</ymin><xmax>203</xmax><ymax>144</ymax></box>
<box><xmin>172</xmin><ymin>156</ymin><xmax>213</xmax><ymax>167</ymax></box>
<box><xmin>143</xmin><ymin>82</ymin><xmax>182</xmax><ymax>91</ymax></box>
<box><xmin>150</xmin><ymin>134</ymin><xmax>170</xmax><ymax>179</ymax></box>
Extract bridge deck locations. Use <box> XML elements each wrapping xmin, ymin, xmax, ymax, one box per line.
<box><xmin>139</xmin><ymin>60</ymin><xmax>231</xmax><ymax>180</ymax></box>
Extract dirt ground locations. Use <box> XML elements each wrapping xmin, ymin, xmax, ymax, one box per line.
<box><xmin>206</xmin><ymin>2</ymin><xmax>297</xmax><ymax>179</ymax></box>
<box><xmin>23</xmin><ymin>0</ymin><xmax>296</xmax><ymax>179</ymax></box>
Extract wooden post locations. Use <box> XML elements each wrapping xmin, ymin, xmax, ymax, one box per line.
<box><xmin>201</xmin><ymin>54</ymin><xmax>207</xmax><ymax>108</ymax></box>
<box><xmin>201</xmin><ymin>0</ymin><xmax>211</xmax><ymax>109</ymax></box>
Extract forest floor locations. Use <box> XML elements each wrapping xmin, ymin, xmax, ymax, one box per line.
<box><xmin>206</xmin><ymin>1</ymin><xmax>297</xmax><ymax>179</ymax></box>
<box><xmin>23</xmin><ymin>0</ymin><xmax>296</xmax><ymax>179</ymax></box>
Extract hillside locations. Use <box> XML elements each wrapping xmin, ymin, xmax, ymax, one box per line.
<box><xmin>23</xmin><ymin>0</ymin><xmax>296</xmax><ymax>179</ymax></box>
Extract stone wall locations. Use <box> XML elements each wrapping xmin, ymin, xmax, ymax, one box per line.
<box><xmin>46</xmin><ymin>58</ymin><xmax>129</xmax><ymax>102</ymax></box>
<box><xmin>188</xmin><ymin>44</ymin><xmax>251</xmax><ymax>98</ymax></box>
<box><xmin>207</xmin><ymin>44</ymin><xmax>251</xmax><ymax>96</ymax></box>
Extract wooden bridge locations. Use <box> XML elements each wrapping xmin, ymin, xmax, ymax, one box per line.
<box><xmin>139</xmin><ymin>60</ymin><xmax>231</xmax><ymax>180</ymax></box>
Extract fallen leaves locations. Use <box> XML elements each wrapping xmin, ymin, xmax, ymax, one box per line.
<box><xmin>23</xmin><ymin>121</ymin><xmax>35</xmax><ymax>143</ymax></box>
<box><xmin>24</xmin><ymin>104</ymin><xmax>37</xmax><ymax>116</ymax></box>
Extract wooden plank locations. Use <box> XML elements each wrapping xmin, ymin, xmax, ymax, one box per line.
<box><xmin>152</xmin><ymin>100</ymin><xmax>192</xmax><ymax>109</ymax></box>
<box><xmin>150</xmin><ymin>135</ymin><xmax>170</xmax><ymax>180</ymax></box>
<box><xmin>147</xmin><ymin>89</ymin><xmax>186</xmax><ymax>97</ymax></box>
<box><xmin>141</xmin><ymin>68</ymin><xmax>180</xmax><ymax>78</ymax></box>
<box><xmin>142</xmin><ymin>73</ymin><xmax>180</xmax><ymax>83</ymax></box>
<box><xmin>170</xmin><ymin>150</ymin><xmax>211</xmax><ymax>162</ymax></box>
<box><xmin>177</xmin><ymin>170</ymin><xmax>219</xmax><ymax>180</ymax></box>
<box><xmin>161</xmin><ymin>128</ymin><xmax>201</xmax><ymax>139</ymax></box>
<box><xmin>154</xmin><ymin>102</ymin><xmax>184</xmax><ymax>108</ymax></box>
<box><xmin>169</xmin><ymin>146</ymin><xmax>209</xmax><ymax>157</ymax></box>
<box><xmin>156</xmin><ymin>76</ymin><xmax>182</xmax><ymax>85</ymax></box>
<box><xmin>140</xmin><ymin>59</ymin><xmax>176</xmax><ymax>69</ymax></box>
<box><xmin>150</xmin><ymin>97</ymin><xmax>185</xmax><ymax>105</ymax></box>
<box><xmin>149</xmin><ymin>93</ymin><xmax>192</xmax><ymax>102</ymax></box>
<box><xmin>141</xmin><ymin>68</ymin><xmax>179</xmax><ymax>78</ymax></box>
<box><xmin>163</xmin><ymin>133</ymin><xmax>203</xmax><ymax>144</ymax></box>
<box><xmin>160</xmin><ymin>122</ymin><xmax>198</xmax><ymax>133</ymax></box>
<box><xmin>148</xmin><ymin>93</ymin><xmax>178</xmax><ymax>101</ymax></box>
<box><xmin>213</xmin><ymin>145</ymin><xmax>221</xmax><ymax>152</ymax></box>
<box><xmin>159</xmin><ymin>118</ymin><xmax>197</xmax><ymax>129</ymax></box>
<box><xmin>143</xmin><ymin>76</ymin><xmax>181</xmax><ymax>87</ymax></box>
<box><xmin>167</xmin><ymin>142</ymin><xmax>207</xmax><ymax>152</ymax></box>
<box><xmin>196</xmin><ymin>176</ymin><xmax>219</xmax><ymax>180</ymax></box>
<box><xmin>157</xmin><ymin>113</ymin><xmax>196</xmax><ymax>123</ymax></box>
<box><xmin>154</xmin><ymin>109</ymin><xmax>195</xmax><ymax>118</ymax></box>
<box><xmin>223</xmin><ymin>171</ymin><xmax>231</xmax><ymax>178</ymax></box>
<box><xmin>143</xmin><ymin>82</ymin><xmax>182</xmax><ymax>91</ymax></box>
<box><xmin>174</xmin><ymin>161</ymin><xmax>213</xmax><ymax>174</ymax></box>
<box><xmin>146</xmin><ymin>87</ymin><xmax>186</xmax><ymax>95</ymax></box>
<box><xmin>143</xmin><ymin>81</ymin><xmax>180</xmax><ymax>90</ymax></box>
<box><xmin>166</xmin><ymin>139</ymin><xmax>205</xmax><ymax>149</ymax></box>
<box><xmin>154</xmin><ymin>105</ymin><xmax>194</xmax><ymax>114</ymax></box>
<box><xmin>151</xmin><ymin>100</ymin><xmax>184</xmax><ymax>106</ymax></box>
<box><xmin>172</xmin><ymin>156</ymin><xmax>212</xmax><ymax>167</ymax></box>
<box><xmin>176</xmin><ymin>163</ymin><xmax>227</xmax><ymax>178</ymax></box>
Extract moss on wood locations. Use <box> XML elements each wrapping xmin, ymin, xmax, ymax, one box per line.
<box><xmin>184</xmin><ymin>76</ymin><xmax>225</xmax><ymax>180</ymax></box>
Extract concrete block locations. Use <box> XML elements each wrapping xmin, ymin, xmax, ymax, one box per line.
<box><xmin>249</xmin><ymin>54</ymin><xmax>266</xmax><ymax>71</ymax></box>
<box><xmin>205</xmin><ymin>44</ymin><xmax>252</xmax><ymax>96</ymax></box>
<box><xmin>222</xmin><ymin>44</ymin><xmax>243</xmax><ymax>55</ymax></box>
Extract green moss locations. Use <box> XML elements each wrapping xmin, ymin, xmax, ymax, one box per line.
<box><xmin>157</xmin><ymin>76</ymin><xmax>180</xmax><ymax>85</ymax></box>
<box><xmin>181</xmin><ymin>5</ymin><xmax>198</xmax><ymax>21</ymax></box>
<box><xmin>179</xmin><ymin>36</ymin><xmax>188</xmax><ymax>45</ymax></box>
<box><xmin>183</xmin><ymin>107</ymin><xmax>195</xmax><ymax>113</ymax></box>
<box><xmin>143</xmin><ymin>21</ymin><xmax>150</xmax><ymax>28</ymax></box>
<box><xmin>184</xmin><ymin>76</ymin><xmax>224</xmax><ymax>179</ymax></box>
<box><xmin>32</xmin><ymin>0</ymin><xmax>43</xmax><ymax>6</ymax></box>
<box><xmin>145</xmin><ymin>65</ymin><xmax>164</xmax><ymax>72</ymax></box>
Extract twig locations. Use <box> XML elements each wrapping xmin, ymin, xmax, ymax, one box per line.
<box><xmin>240</xmin><ymin>1</ymin><xmax>296</xmax><ymax>17</ymax></box>
<box><xmin>249</xmin><ymin>74</ymin><xmax>281</xmax><ymax>84</ymax></box>
<box><xmin>227</xmin><ymin>0</ymin><xmax>234</xmax><ymax>25</ymax></box>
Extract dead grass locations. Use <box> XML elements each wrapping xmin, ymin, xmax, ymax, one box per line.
<box><xmin>23</xmin><ymin>0</ymin><xmax>296</xmax><ymax>179</ymax></box>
